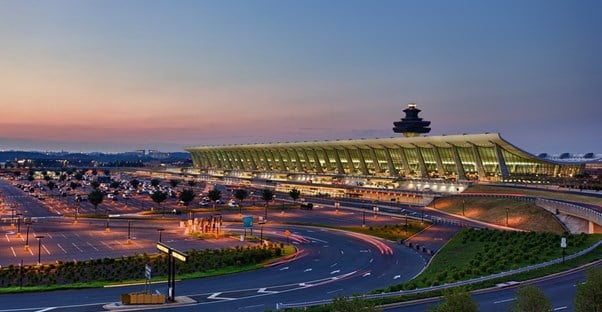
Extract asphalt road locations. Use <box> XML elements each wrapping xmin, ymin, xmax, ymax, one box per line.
<box><xmin>0</xmin><ymin>224</ymin><xmax>427</xmax><ymax>312</ymax></box>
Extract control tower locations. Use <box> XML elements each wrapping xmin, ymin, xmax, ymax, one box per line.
<box><xmin>392</xmin><ymin>103</ymin><xmax>431</xmax><ymax>137</ymax></box>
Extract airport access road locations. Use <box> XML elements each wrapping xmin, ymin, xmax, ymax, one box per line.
<box><xmin>0</xmin><ymin>224</ymin><xmax>427</xmax><ymax>312</ymax></box>
<box><xmin>385</xmin><ymin>261</ymin><xmax>602</xmax><ymax>312</ymax></box>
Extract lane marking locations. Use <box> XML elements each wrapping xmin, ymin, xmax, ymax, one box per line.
<box><xmin>394</xmin><ymin>275</ymin><xmax>401</xmax><ymax>279</ymax></box>
<box><xmin>57</xmin><ymin>244</ymin><xmax>67</xmax><ymax>254</ymax></box>
<box><xmin>257</xmin><ymin>288</ymin><xmax>279</xmax><ymax>294</ymax></box>
<box><xmin>554</xmin><ymin>307</ymin><xmax>568</xmax><ymax>311</ymax></box>
<box><xmin>304</xmin><ymin>268</ymin><xmax>313</xmax><ymax>272</ymax></box>
<box><xmin>207</xmin><ymin>292</ymin><xmax>235</xmax><ymax>300</ymax></box>
<box><xmin>279</xmin><ymin>266</ymin><xmax>289</xmax><ymax>271</ymax></box>
<box><xmin>362</xmin><ymin>273</ymin><xmax>371</xmax><ymax>277</ymax></box>
<box><xmin>42</xmin><ymin>244</ymin><xmax>50</xmax><ymax>255</ymax></box>
<box><xmin>72</xmin><ymin>243</ymin><xmax>83</xmax><ymax>253</ymax></box>
<box><xmin>327</xmin><ymin>288</ymin><xmax>343</xmax><ymax>294</ymax></box>
<box><xmin>369</xmin><ymin>258</ymin><xmax>374</xmax><ymax>263</ymax></box>
<box><xmin>5</xmin><ymin>234</ymin><xmax>10</xmax><ymax>242</ymax></box>
<box><xmin>494</xmin><ymin>298</ymin><xmax>515</xmax><ymax>304</ymax></box>
<box><xmin>340</xmin><ymin>250</ymin><xmax>344</xmax><ymax>255</ymax></box>
<box><xmin>35</xmin><ymin>308</ymin><xmax>57</xmax><ymax>312</ymax></box>
<box><xmin>10</xmin><ymin>246</ymin><xmax>16</xmax><ymax>257</ymax></box>
<box><xmin>330</xmin><ymin>270</ymin><xmax>340</xmax><ymax>275</ymax></box>
<box><xmin>330</xmin><ymin>263</ymin><xmax>338</xmax><ymax>267</ymax></box>
<box><xmin>87</xmin><ymin>242</ymin><xmax>99</xmax><ymax>251</ymax></box>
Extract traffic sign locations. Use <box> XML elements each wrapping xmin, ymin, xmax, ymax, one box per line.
<box><xmin>145</xmin><ymin>265</ymin><xmax>151</xmax><ymax>279</ymax></box>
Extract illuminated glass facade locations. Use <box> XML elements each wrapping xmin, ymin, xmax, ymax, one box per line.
<box><xmin>186</xmin><ymin>133</ymin><xmax>585</xmax><ymax>182</ymax></box>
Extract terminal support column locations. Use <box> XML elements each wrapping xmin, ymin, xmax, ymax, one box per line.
<box><xmin>382</xmin><ymin>146</ymin><xmax>397</xmax><ymax>177</ymax></box>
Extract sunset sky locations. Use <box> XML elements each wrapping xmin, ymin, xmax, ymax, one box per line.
<box><xmin>1</xmin><ymin>1</ymin><xmax>600</xmax><ymax>154</ymax></box>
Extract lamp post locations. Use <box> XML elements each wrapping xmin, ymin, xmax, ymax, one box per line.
<box><xmin>127</xmin><ymin>220</ymin><xmax>132</xmax><ymax>244</ymax></box>
<box><xmin>16</xmin><ymin>213</ymin><xmax>23</xmax><ymax>238</ymax></box>
<box><xmin>373</xmin><ymin>206</ymin><xmax>378</xmax><ymax>219</ymax></box>
<box><xmin>35</xmin><ymin>235</ymin><xmax>44</xmax><ymax>265</ymax></box>
<box><xmin>10</xmin><ymin>203</ymin><xmax>18</xmax><ymax>229</ymax></box>
<box><xmin>335</xmin><ymin>201</ymin><xmax>340</xmax><ymax>214</ymax></box>
<box><xmin>24</xmin><ymin>220</ymin><xmax>32</xmax><ymax>251</ymax></box>
<box><xmin>105</xmin><ymin>209</ymin><xmax>111</xmax><ymax>232</ymax></box>
<box><xmin>74</xmin><ymin>201</ymin><xmax>80</xmax><ymax>224</ymax></box>
<box><xmin>362</xmin><ymin>209</ymin><xmax>366</xmax><ymax>228</ymax></box>
<box><xmin>462</xmin><ymin>198</ymin><xmax>465</xmax><ymax>216</ymax></box>
<box><xmin>157</xmin><ymin>228</ymin><xmax>165</xmax><ymax>242</ymax></box>
<box><xmin>405</xmin><ymin>213</ymin><xmax>408</xmax><ymax>234</ymax></box>
<box><xmin>506</xmin><ymin>207</ymin><xmax>509</xmax><ymax>227</ymax></box>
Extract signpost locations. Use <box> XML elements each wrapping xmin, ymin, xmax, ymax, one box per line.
<box><xmin>259</xmin><ymin>217</ymin><xmax>266</xmax><ymax>242</ymax></box>
<box><xmin>242</xmin><ymin>215</ymin><xmax>253</xmax><ymax>238</ymax></box>
<box><xmin>144</xmin><ymin>264</ymin><xmax>152</xmax><ymax>294</ymax></box>
<box><xmin>561</xmin><ymin>237</ymin><xmax>567</xmax><ymax>263</ymax></box>
<box><xmin>284</xmin><ymin>229</ymin><xmax>291</xmax><ymax>243</ymax></box>
<box><xmin>156</xmin><ymin>242</ymin><xmax>188</xmax><ymax>302</ymax></box>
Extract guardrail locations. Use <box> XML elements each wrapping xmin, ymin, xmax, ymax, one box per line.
<box><xmin>536</xmin><ymin>198</ymin><xmax>602</xmax><ymax>228</ymax></box>
<box><xmin>276</xmin><ymin>238</ymin><xmax>602</xmax><ymax>310</ymax></box>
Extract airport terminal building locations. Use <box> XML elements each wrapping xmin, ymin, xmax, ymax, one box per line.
<box><xmin>185</xmin><ymin>105</ymin><xmax>597</xmax><ymax>185</ymax></box>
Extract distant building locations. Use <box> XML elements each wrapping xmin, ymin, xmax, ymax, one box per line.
<box><xmin>185</xmin><ymin>105</ymin><xmax>599</xmax><ymax>183</ymax></box>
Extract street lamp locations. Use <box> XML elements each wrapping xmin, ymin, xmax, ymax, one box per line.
<box><xmin>10</xmin><ymin>203</ymin><xmax>18</xmax><ymax>229</ymax></box>
<box><xmin>35</xmin><ymin>235</ymin><xmax>44</xmax><ymax>265</ymax></box>
<box><xmin>105</xmin><ymin>209</ymin><xmax>111</xmax><ymax>232</ymax></box>
<box><xmin>157</xmin><ymin>228</ymin><xmax>165</xmax><ymax>242</ymax></box>
<box><xmin>362</xmin><ymin>209</ymin><xmax>366</xmax><ymax>228</ymax></box>
<box><xmin>506</xmin><ymin>207</ymin><xmax>509</xmax><ymax>227</ymax></box>
<box><xmin>373</xmin><ymin>206</ymin><xmax>379</xmax><ymax>219</ymax></box>
<box><xmin>24</xmin><ymin>220</ymin><xmax>32</xmax><ymax>251</ymax></box>
<box><xmin>462</xmin><ymin>198</ymin><xmax>465</xmax><ymax>216</ymax></box>
<box><xmin>16</xmin><ymin>213</ymin><xmax>23</xmax><ymax>238</ymax></box>
<box><xmin>127</xmin><ymin>220</ymin><xmax>132</xmax><ymax>244</ymax></box>
<box><xmin>335</xmin><ymin>201</ymin><xmax>340</xmax><ymax>214</ymax></box>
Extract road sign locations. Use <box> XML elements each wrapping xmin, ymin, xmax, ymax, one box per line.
<box><xmin>243</xmin><ymin>215</ymin><xmax>253</xmax><ymax>228</ymax></box>
<box><xmin>560</xmin><ymin>237</ymin><xmax>567</xmax><ymax>248</ymax></box>
<box><xmin>284</xmin><ymin>230</ymin><xmax>291</xmax><ymax>237</ymax></box>
<box><xmin>145</xmin><ymin>265</ymin><xmax>151</xmax><ymax>280</ymax></box>
<box><xmin>156</xmin><ymin>242</ymin><xmax>188</xmax><ymax>262</ymax></box>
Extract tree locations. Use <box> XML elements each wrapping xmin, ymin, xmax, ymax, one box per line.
<box><xmin>88</xmin><ymin>189</ymin><xmax>104</xmax><ymax>213</ymax></box>
<box><xmin>69</xmin><ymin>182</ymin><xmax>79</xmax><ymax>190</ymax></box>
<box><xmin>90</xmin><ymin>181</ymin><xmax>100</xmax><ymax>189</ymax></box>
<box><xmin>187</xmin><ymin>180</ymin><xmax>196</xmax><ymax>187</ymax></box>
<box><xmin>429</xmin><ymin>288</ymin><xmax>478</xmax><ymax>312</ymax></box>
<box><xmin>47</xmin><ymin>181</ymin><xmax>56</xmax><ymax>190</ymax></box>
<box><xmin>510</xmin><ymin>285</ymin><xmax>552</xmax><ymax>312</ymax></box>
<box><xmin>207</xmin><ymin>188</ymin><xmax>222</xmax><ymax>210</ymax></box>
<box><xmin>261</xmin><ymin>188</ymin><xmax>275</xmax><ymax>220</ymax></box>
<box><xmin>330</xmin><ymin>296</ymin><xmax>379</xmax><ymax>312</ymax></box>
<box><xmin>150</xmin><ymin>179</ymin><xmax>161</xmax><ymax>187</ymax></box>
<box><xmin>110</xmin><ymin>181</ymin><xmax>121</xmax><ymax>189</ymax></box>
<box><xmin>289</xmin><ymin>188</ymin><xmax>301</xmax><ymax>205</ymax></box>
<box><xmin>74</xmin><ymin>172</ymin><xmax>83</xmax><ymax>181</ymax></box>
<box><xmin>575</xmin><ymin>267</ymin><xmax>602</xmax><ymax>312</ymax></box>
<box><xmin>130</xmin><ymin>179</ymin><xmax>140</xmax><ymax>189</ymax></box>
<box><xmin>169</xmin><ymin>179</ymin><xmax>180</xmax><ymax>188</ymax></box>
<box><xmin>178</xmin><ymin>189</ymin><xmax>195</xmax><ymax>207</ymax></box>
<box><xmin>151</xmin><ymin>191</ymin><xmax>168</xmax><ymax>213</ymax></box>
<box><xmin>233</xmin><ymin>189</ymin><xmax>249</xmax><ymax>214</ymax></box>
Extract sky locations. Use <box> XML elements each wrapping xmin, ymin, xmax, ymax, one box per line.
<box><xmin>1</xmin><ymin>0</ymin><xmax>600</xmax><ymax>154</ymax></box>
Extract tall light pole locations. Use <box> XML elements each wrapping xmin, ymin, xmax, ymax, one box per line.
<box><xmin>10</xmin><ymin>203</ymin><xmax>18</xmax><ymax>229</ymax></box>
<box><xmin>35</xmin><ymin>235</ymin><xmax>44</xmax><ymax>265</ymax></box>
<box><xmin>462</xmin><ymin>198</ymin><xmax>465</xmax><ymax>216</ymax></box>
<box><xmin>157</xmin><ymin>228</ymin><xmax>165</xmax><ymax>242</ymax></box>
<box><xmin>506</xmin><ymin>207</ymin><xmax>509</xmax><ymax>227</ymax></box>
<box><xmin>335</xmin><ymin>201</ymin><xmax>340</xmax><ymax>214</ymax></box>
<box><xmin>16</xmin><ymin>213</ymin><xmax>23</xmax><ymax>238</ymax></box>
<box><xmin>24</xmin><ymin>221</ymin><xmax>32</xmax><ymax>251</ymax></box>
<box><xmin>127</xmin><ymin>220</ymin><xmax>132</xmax><ymax>244</ymax></box>
<box><xmin>362</xmin><ymin>210</ymin><xmax>366</xmax><ymax>228</ymax></box>
<box><xmin>105</xmin><ymin>209</ymin><xmax>111</xmax><ymax>232</ymax></box>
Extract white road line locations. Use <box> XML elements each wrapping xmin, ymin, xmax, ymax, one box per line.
<box><xmin>101</xmin><ymin>241</ymin><xmax>113</xmax><ymax>250</ymax></box>
<box><xmin>207</xmin><ymin>292</ymin><xmax>235</xmax><ymax>300</ymax></box>
<box><xmin>327</xmin><ymin>288</ymin><xmax>343</xmax><ymax>294</ymax></box>
<box><xmin>304</xmin><ymin>268</ymin><xmax>313</xmax><ymax>272</ymax></box>
<box><xmin>553</xmin><ymin>307</ymin><xmax>568</xmax><ymax>311</ymax></box>
<box><xmin>330</xmin><ymin>262</ymin><xmax>338</xmax><ymax>267</ymax></box>
<box><xmin>494</xmin><ymin>298</ymin><xmax>515</xmax><ymax>304</ymax></box>
<box><xmin>43</xmin><ymin>244</ymin><xmax>50</xmax><ymax>255</ymax></box>
<box><xmin>60</xmin><ymin>233</ymin><xmax>66</xmax><ymax>238</ymax></box>
<box><xmin>362</xmin><ymin>272</ymin><xmax>371</xmax><ymax>277</ymax></box>
<box><xmin>72</xmin><ymin>242</ymin><xmax>83</xmax><ymax>252</ymax></box>
<box><xmin>87</xmin><ymin>242</ymin><xmax>99</xmax><ymax>251</ymax></box>
<box><xmin>394</xmin><ymin>275</ymin><xmax>401</xmax><ymax>279</ymax></box>
<box><xmin>279</xmin><ymin>266</ymin><xmax>289</xmax><ymax>271</ymax></box>
<box><xmin>330</xmin><ymin>270</ymin><xmax>341</xmax><ymax>275</ymax></box>
<box><xmin>257</xmin><ymin>287</ymin><xmax>279</xmax><ymax>294</ymax></box>
<box><xmin>57</xmin><ymin>243</ymin><xmax>67</xmax><ymax>254</ymax></box>
<box><xmin>5</xmin><ymin>234</ymin><xmax>10</xmax><ymax>242</ymax></box>
<box><xmin>35</xmin><ymin>308</ymin><xmax>57</xmax><ymax>312</ymax></box>
<box><xmin>28</xmin><ymin>248</ymin><xmax>33</xmax><ymax>256</ymax></box>
<box><xmin>10</xmin><ymin>246</ymin><xmax>16</xmax><ymax>257</ymax></box>
<box><xmin>360</xmin><ymin>249</ymin><xmax>370</xmax><ymax>253</ymax></box>
<box><xmin>46</xmin><ymin>233</ymin><xmax>53</xmax><ymax>239</ymax></box>
<box><xmin>340</xmin><ymin>250</ymin><xmax>344</xmax><ymax>255</ymax></box>
<box><xmin>369</xmin><ymin>258</ymin><xmax>374</xmax><ymax>263</ymax></box>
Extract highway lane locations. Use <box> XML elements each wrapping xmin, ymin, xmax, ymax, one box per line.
<box><xmin>0</xmin><ymin>224</ymin><xmax>427</xmax><ymax>312</ymax></box>
<box><xmin>385</xmin><ymin>262</ymin><xmax>602</xmax><ymax>312</ymax></box>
